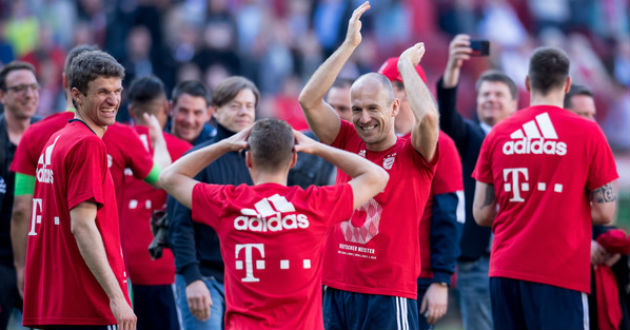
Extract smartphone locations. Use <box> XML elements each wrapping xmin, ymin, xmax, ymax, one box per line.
<box><xmin>470</xmin><ymin>40</ymin><xmax>490</xmax><ymax>56</ymax></box>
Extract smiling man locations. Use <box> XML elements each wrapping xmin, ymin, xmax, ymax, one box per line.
<box><xmin>22</xmin><ymin>50</ymin><xmax>136</xmax><ymax>330</ymax></box>
<box><xmin>168</xmin><ymin>80</ymin><xmax>216</xmax><ymax>146</ymax></box>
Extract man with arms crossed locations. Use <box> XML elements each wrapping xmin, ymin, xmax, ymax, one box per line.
<box><xmin>299</xmin><ymin>2</ymin><xmax>439</xmax><ymax>328</ymax></box>
<box><xmin>472</xmin><ymin>47</ymin><xmax>619</xmax><ymax>329</ymax></box>
<box><xmin>161</xmin><ymin>118</ymin><xmax>387</xmax><ymax>329</ymax></box>
<box><xmin>22</xmin><ymin>50</ymin><xmax>136</xmax><ymax>330</ymax></box>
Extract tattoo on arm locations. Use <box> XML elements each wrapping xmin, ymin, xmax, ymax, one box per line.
<box><xmin>591</xmin><ymin>183</ymin><xmax>617</xmax><ymax>203</ymax></box>
<box><xmin>482</xmin><ymin>184</ymin><xmax>495</xmax><ymax>207</ymax></box>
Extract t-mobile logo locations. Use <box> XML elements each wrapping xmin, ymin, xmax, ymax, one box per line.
<box><xmin>503</xmin><ymin>168</ymin><xmax>529</xmax><ymax>202</ymax></box>
<box><xmin>235</xmin><ymin>243</ymin><xmax>265</xmax><ymax>283</ymax></box>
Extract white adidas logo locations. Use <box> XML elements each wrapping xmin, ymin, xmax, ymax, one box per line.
<box><xmin>502</xmin><ymin>112</ymin><xmax>567</xmax><ymax>156</ymax></box>
<box><xmin>234</xmin><ymin>194</ymin><xmax>309</xmax><ymax>232</ymax></box>
<box><xmin>36</xmin><ymin>135</ymin><xmax>60</xmax><ymax>184</ymax></box>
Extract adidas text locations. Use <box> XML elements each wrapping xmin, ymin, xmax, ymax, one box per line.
<box><xmin>502</xmin><ymin>138</ymin><xmax>567</xmax><ymax>156</ymax></box>
<box><xmin>234</xmin><ymin>213</ymin><xmax>309</xmax><ymax>232</ymax></box>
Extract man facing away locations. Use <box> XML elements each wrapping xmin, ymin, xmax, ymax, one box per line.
<box><xmin>472</xmin><ymin>47</ymin><xmax>619</xmax><ymax>329</ymax></box>
<box><xmin>160</xmin><ymin>118</ymin><xmax>388</xmax><ymax>329</ymax></box>
<box><xmin>22</xmin><ymin>50</ymin><xmax>136</xmax><ymax>330</ymax></box>
<box><xmin>437</xmin><ymin>33</ymin><xmax>519</xmax><ymax>330</ymax></box>
<box><xmin>298</xmin><ymin>2</ymin><xmax>440</xmax><ymax>328</ymax></box>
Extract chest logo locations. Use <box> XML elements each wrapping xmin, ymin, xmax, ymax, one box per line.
<box><xmin>503</xmin><ymin>112</ymin><xmax>567</xmax><ymax>156</ymax></box>
<box><xmin>340</xmin><ymin>198</ymin><xmax>383</xmax><ymax>244</ymax></box>
<box><xmin>235</xmin><ymin>194</ymin><xmax>309</xmax><ymax>232</ymax></box>
<box><xmin>383</xmin><ymin>153</ymin><xmax>397</xmax><ymax>170</ymax></box>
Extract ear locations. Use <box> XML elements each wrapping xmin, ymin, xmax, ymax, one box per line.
<box><xmin>391</xmin><ymin>98</ymin><xmax>400</xmax><ymax>118</ymax></box>
<box><xmin>207</xmin><ymin>105</ymin><xmax>215</xmax><ymax>118</ymax></box>
<box><xmin>128</xmin><ymin>105</ymin><xmax>136</xmax><ymax>121</ymax></box>
<box><xmin>525</xmin><ymin>76</ymin><xmax>531</xmax><ymax>93</ymax></box>
<box><xmin>245</xmin><ymin>151</ymin><xmax>253</xmax><ymax>169</ymax></box>
<box><xmin>168</xmin><ymin>101</ymin><xmax>174</xmax><ymax>116</ymax></box>
<box><xmin>71</xmin><ymin>87</ymin><xmax>82</xmax><ymax>107</ymax></box>
<box><xmin>563</xmin><ymin>76</ymin><xmax>572</xmax><ymax>94</ymax></box>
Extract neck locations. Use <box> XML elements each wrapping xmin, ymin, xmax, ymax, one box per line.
<box><xmin>75</xmin><ymin>111</ymin><xmax>106</xmax><ymax>138</ymax></box>
<box><xmin>366</xmin><ymin>131</ymin><xmax>397</xmax><ymax>152</ymax></box>
<box><xmin>4</xmin><ymin>111</ymin><xmax>31</xmax><ymax>145</ymax></box>
<box><xmin>530</xmin><ymin>91</ymin><xmax>565</xmax><ymax>108</ymax></box>
<box><xmin>250</xmin><ymin>170</ymin><xmax>288</xmax><ymax>186</ymax></box>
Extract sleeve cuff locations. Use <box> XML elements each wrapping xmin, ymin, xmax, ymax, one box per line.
<box><xmin>180</xmin><ymin>263</ymin><xmax>203</xmax><ymax>285</ymax></box>
<box><xmin>431</xmin><ymin>270</ymin><xmax>452</xmax><ymax>285</ymax></box>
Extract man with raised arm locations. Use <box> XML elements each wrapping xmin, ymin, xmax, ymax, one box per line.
<box><xmin>298</xmin><ymin>2</ymin><xmax>440</xmax><ymax>328</ymax></box>
<box><xmin>472</xmin><ymin>47</ymin><xmax>619</xmax><ymax>329</ymax></box>
<box><xmin>22</xmin><ymin>50</ymin><xmax>136</xmax><ymax>330</ymax></box>
<box><xmin>160</xmin><ymin>118</ymin><xmax>388</xmax><ymax>329</ymax></box>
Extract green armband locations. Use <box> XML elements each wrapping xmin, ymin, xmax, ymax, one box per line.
<box><xmin>14</xmin><ymin>173</ymin><xmax>35</xmax><ymax>196</ymax></box>
<box><xmin>143</xmin><ymin>164</ymin><xmax>161</xmax><ymax>185</ymax></box>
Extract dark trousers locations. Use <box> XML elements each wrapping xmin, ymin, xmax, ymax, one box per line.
<box><xmin>0</xmin><ymin>263</ymin><xmax>20</xmax><ymax>330</ymax></box>
<box><xmin>132</xmin><ymin>284</ymin><xmax>179</xmax><ymax>330</ymax></box>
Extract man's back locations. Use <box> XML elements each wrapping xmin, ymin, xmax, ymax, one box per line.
<box><xmin>191</xmin><ymin>182</ymin><xmax>353</xmax><ymax>330</ymax></box>
<box><xmin>473</xmin><ymin>105</ymin><xmax>618</xmax><ymax>293</ymax></box>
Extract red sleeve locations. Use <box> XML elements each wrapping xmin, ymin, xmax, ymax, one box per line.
<box><xmin>432</xmin><ymin>132</ymin><xmax>464</xmax><ymax>195</ymax></box>
<box><xmin>305</xmin><ymin>183</ymin><xmax>354</xmax><ymax>226</ymax></box>
<box><xmin>191</xmin><ymin>183</ymin><xmax>229</xmax><ymax>228</ymax></box>
<box><xmin>586</xmin><ymin>125</ymin><xmax>619</xmax><ymax>190</ymax></box>
<box><xmin>66</xmin><ymin>137</ymin><xmax>108</xmax><ymax>210</ymax></box>
<box><xmin>472</xmin><ymin>130</ymin><xmax>495</xmax><ymax>184</ymax></box>
<box><xmin>11</xmin><ymin>128</ymin><xmax>39</xmax><ymax>176</ymax></box>
<box><xmin>123</xmin><ymin>126</ymin><xmax>154</xmax><ymax>180</ymax></box>
<box><xmin>408</xmin><ymin>138</ymin><xmax>439</xmax><ymax>178</ymax></box>
<box><xmin>331</xmin><ymin>120</ymin><xmax>355</xmax><ymax>149</ymax></box>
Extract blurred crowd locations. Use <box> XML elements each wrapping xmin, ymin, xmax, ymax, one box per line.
<box><xmin>0</xmin><ymin>0</ymin><xmax>628</xmax><ymax>150</ymax></box>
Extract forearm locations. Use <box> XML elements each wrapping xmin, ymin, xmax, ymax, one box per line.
<box><xmin>429</xmin><ymin>193</ymin><xmax>461</xmax><ymax>281</ymax></box>
<box><xmin>10</xmin><ymin>194</ymin><xmax>33</xmax><ymax>270</ymax></box>
<box><xmin>72</xmin><ymin>217</ymin><xmax>126</xmax><ymax>301</ymax></box>
<box><xmin>473</xmin><ymin>182</ymin><xmax>497</xmax><ymax>226</ymax></box>
<box><xmin>152</xmin><ymin>132</ymin><xmax>172</xmax><ymax>170</ymax></box>
<box><xmin>299</xmin><ymin>42</ymin><xmax>356</xmax><ymax>110</ymax></box>
<box><xmin>442</xmin><ymin>62</ymin><xmax>461</xmax><ymax>89</ymax></box>
<box><xmin>164</xmin><ymin>140</ymin><xmax>231</xmax><ymax>180</ymax></box>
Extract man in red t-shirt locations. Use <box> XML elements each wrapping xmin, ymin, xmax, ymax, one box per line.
<box><xmin>10</xmin><ymin>46</ymin><xmax>168</xmax><ymax>302</ymax></box>
<box><xmin>121</xmin><ymin>75</ymin><xmax>191</xmax><ymax>330</ymax></box>
<box><xmin>298</xmin><ymin>3</ymin><xmax>440</xmax><ymax>329</ymax></box>
<box><xmin>472</xmin><ymin>47</ymin><xmax>619</xmax><ymax>329</ymax></box>
<box><xmin>160</xmin><ymin>118</ymin><xmax>388</xmax><ymax>330</ymax></box>
<box><xmin>379</xmin><ymin>57</ymin><xmax>465</xmax><ymax>327</ymax></box>
<box><xmin>22</xmin><ymin>50</ymin><xmax>136</xmax><ymax>330</ymax></box>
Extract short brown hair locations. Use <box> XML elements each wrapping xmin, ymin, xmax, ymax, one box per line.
<box><xmin>0</xmin><ymin>61</ymin><xmax>36</xmax><ymax>91</ymax></box>
<box><xmin>528</xmin><ymin>47</ymin><xmax>570</xmax><ymax>95</ymax></box>
<box><xmin>247</xmin><ymin>118</ymin><xmax>294</xmax><ymax>171</ymax></box>
<box><xmin>64</xmin><ymin>44</ymin><xmax>99</xmax><ymax>75</ymax></box>
<box><xmin>68</xmin><ymin>50</ymin><xmax>125</xmax><ymax>97</ymax></box>
<box><xmin>475</xmin><ymin>70</ymin><xmax>518</xmax><ymax>100</ymax></box>
<box><xmin>211</xmin><ymin>76</ymin><xmax>260</xmax><ymax>108</ymax></box>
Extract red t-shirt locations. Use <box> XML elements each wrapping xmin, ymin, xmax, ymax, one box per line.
<box><xmin>11</xmin><ymin>111</ymin><xmax>74</xmax><ymax>176</ymax></box>
<box><xmin>191</xmin><ymin>182</ymin><xmax>353</xmax><ymax>330</ymax></box>
<box><xmin>120</xmin><ymin>126</ymin><xmax>191</xmax><ymax>285</ymax></box>
<box><xmin>418</xmin><ymin>131</ymin><xmax>463</xmax><ymax>278</ymax></box>
<box><xmin>322</xmin><ymin>120</ymin><xmax>438</xmax><ymax>299</ymax></box>
<box><xmin>23</xmin><ymin>120</ymin><xmax>129</xmax><ymax>326</ymax></box>
<box><xmin>473</xmin><ymin>105</ymin><xmax>619</xmax><ymax>293</ymax></box>
<box><xmin>102</xmin><ymin>122</ymin><xmax>154</xmax><ymax>213</ymax></box>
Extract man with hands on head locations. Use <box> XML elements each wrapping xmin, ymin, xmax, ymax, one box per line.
<box><xmin>299</xmin><ymin>2</ymin><xmax>440</xmax><ymax>329</ymax></box>
<box><xmin>160</xmin><ymin>118</ymin><xmax>388</xmax><ymax>330</ymax></box>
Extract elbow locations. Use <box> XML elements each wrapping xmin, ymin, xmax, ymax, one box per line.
<box><xmin>473</xmin><ymin>208</ymin><xmax>493</xmax><ymax>227</ymax></box>
<box><xmin>422</xmin><ymin>110</ymin><xmax>440</xmax><ymax>132</ymax></box>
<box><xmin>375</xmin><ymin>169</ymin><xmax>389</xmax><ymax>193</ymax></box>
<box><xmin>158</xmin><ymin>169</ymin><xmax>173</xmax><ymax>193</ymax></box>
<box><xmin>11</xmin><ymin>198</ymin><xmax>31</xmax><ymax>224</ymax></box>
<box><xmin>592</xmin><ymin>207</ymin><xmax>615</xmax><ymax>226</ymax></box>
<box><xmin>298</xmin><ymin>91</ymin><xmax>318</xmax><ymax>112</ymax></box>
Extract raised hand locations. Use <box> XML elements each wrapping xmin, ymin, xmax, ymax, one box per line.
<box><xmin>293</xmin><ymin>129</ymin><xmax>319</xmax><ymax>154</ymax></box>
<box><xmin>223</xmin><ymin>125</ymin><xmax>252</xmax><ymax>151</ymax></box>
<box><xmin>399</xmin><ymin>42</ymin><xmax>426</xmax><ymax>68</ymax></box>
<box><xmin>344</xmin><ymin>1</ymin><xmax>371</xmax><ymax>48</ymax></box>
<box><xmin>447</xmin><ymin>34</ymin><xmax>472</xmax><ymax>71</ymax></box>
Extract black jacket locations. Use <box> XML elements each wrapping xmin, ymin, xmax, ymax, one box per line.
<box><xmin>437</xmin><ymin>78</ymin><xmax>492</xmax><ymax>262</ymax></box>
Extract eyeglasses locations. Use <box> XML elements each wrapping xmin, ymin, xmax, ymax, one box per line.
<box><xmin>5</xmin><ymin>83</ymin><xmax>40</xmax><ymax>94</ymax></box>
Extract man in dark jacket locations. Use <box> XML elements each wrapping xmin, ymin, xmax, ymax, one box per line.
<box><xmin>437</xmin><ymin>34</ymin><xmax>518</xmax><ymax>330</ymax></box>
